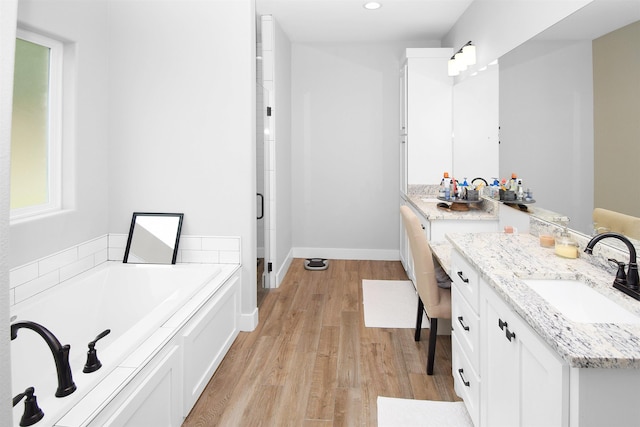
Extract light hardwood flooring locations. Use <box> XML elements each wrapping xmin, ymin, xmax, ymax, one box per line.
<box><xmin>182</xmin><ymin>259</ymin><xmax>459</xmax><ymax>426</ymax></box>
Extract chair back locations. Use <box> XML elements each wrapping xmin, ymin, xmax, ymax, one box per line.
<box><xmin>400</xmin><ymin>205</ymin><xmax>446</xmax><ymax>317</ymax></box>
<box><xmin>593</xmin><ymin>208</ymin><xmax>640</xmax><ymax>240</ymax></box>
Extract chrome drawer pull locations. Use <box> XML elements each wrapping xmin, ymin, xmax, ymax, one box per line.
<box><xmin>458</xmin><ymin>368</ymin><xmax>470</xmax><ymax>387</ymax></box>
<box><xmin>457</xmin><ymin>316</ymin><xmax>470</xmax><ymax>331</ymax></box>
<box><xmin>457</xmin><ymin>271</ymin><xmax>469</xmax><ymax>283</ymax></box>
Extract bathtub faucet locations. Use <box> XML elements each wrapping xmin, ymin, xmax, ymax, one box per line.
<box><xmin>11</xmin><ymin>321</ymin><xmax>77</xmax><ymax>397</ymax></box>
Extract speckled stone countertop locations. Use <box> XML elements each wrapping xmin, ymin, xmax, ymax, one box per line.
<box><xmin>406</xmin><ymin>195</ymin><xmax>498</xmax><ymax>221</ymax></box>
<box><xmin>429</xmin><ymin>240</ymin><xmax>452</xmax><ymax>274</ymax></box>
<box><xmin>500</xmin><ymin>201</ymin><xmax>570</xmax><ymax>223</ymax></box>
<box><xmin>447</xmin><ymin>232</ymin><xmax>640</xmax><ymax>369</ymax></box>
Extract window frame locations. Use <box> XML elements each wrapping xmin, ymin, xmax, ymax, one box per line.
<box><xmin>10</xmin><ymin>28</ymin><xmax>64</xmax><ymax>221</ymax></box>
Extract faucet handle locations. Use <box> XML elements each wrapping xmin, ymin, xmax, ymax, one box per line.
<box><xmin>13</xmin><ymin>387</ymin><xmax>45</xmax><ymax>426</ymax></box>
<box><xmin>83</xmin><ymin>329</ymin><xmax>111</xmax><ymax>373</ymax></box>
<box><xmin>608</xmin><ymin>258</ymin><xmax>627</xmax><ymax>286</ymax></box>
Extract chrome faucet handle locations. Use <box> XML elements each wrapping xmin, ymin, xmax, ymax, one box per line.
<box><xmin>13</xmin><ymin>387</ymin><xmax>45</xmax><ymax>427</ymax></box>
<box><xmin>608</xmin><ymin>258</ymin><xmax>627</xmax><ymax>286</ymax></box>
<box><xmin>83</xmin><ymin>329</ymin><xmax>111</xmax><ymax>373</ymax></box>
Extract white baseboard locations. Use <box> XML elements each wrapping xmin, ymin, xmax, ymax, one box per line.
<box><xmin>292</xmin><ymin>247</ymin><xmax>400</xmax><ymax>261</ymax></box>
<box><xmin>274</xmin><ymin>248</ymin><xmax>294</xmax><ymax>288</ymax></box>
<box><xmin>238</xmin><ymin>307</ymin><xmax>259</xmax><ymax>332</ymax></box>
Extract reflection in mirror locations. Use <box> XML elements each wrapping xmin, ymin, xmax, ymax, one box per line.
<box><xmin>452</xmin><ymin>63</ymin><xmax>499</xmax><ymax>179</ymax></box>
<box><xmin>123</xmin><ymin>212</ymin><xmax>184</xmax><ymax>264</ymax></box>
<box><xmin>498</xmin><ymin>1</ymin><xmax>640</xmax><ymax>237</ymax></box>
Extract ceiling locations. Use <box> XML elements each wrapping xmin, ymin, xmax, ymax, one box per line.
<box><xmin>255</xmin><ymin>0</ymin><xmax>474</xmax><ymax>43</ymax></box>
<box><xmin>533</xmin><ymin>0</ymin><xmax>640</xmax><ymax>41</ymax></box>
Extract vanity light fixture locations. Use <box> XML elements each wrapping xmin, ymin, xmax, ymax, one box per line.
<box><xmin>363</xmin><ymin>2</ymin><xmax>382</xmax><ymax>10</ymax></box>
<box><xmin>447</xmin><ymin>41</ymin><xmax>477</xmax><ymax>76</ymax></box>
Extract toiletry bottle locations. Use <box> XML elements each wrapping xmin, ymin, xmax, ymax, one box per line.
<box><xmin>516</xmin><ymin>178</ymin><xmax>524</xmax><ymax>200</ymax></box>
<box><xmin>491</xmin><ymin>178</ymin><xmax>500</xmax><ymax>199</ymax></box>
<box><xmin>441</xmin><ymin>172</ymin><xmax>451</xmax><ymax>199</ymax></box>
<box><xmin>443</xmin><ymin>172</ymin><xmax>452</xmax><ymax>188</ymax></box>
<box><xmin>510</xmin><ymin>173</ymin><xmax>518</xmax><ymax>191</ymax></box>
<box><xmin>460</xmin><ymin>177</ymin><xmax>469</xmax><ymax>199</ymax></box>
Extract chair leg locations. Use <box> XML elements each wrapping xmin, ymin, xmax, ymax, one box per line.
<box><xmin>415</xmin><ymin>297</ymin><xmax>424</xmax><ymax>341</ymax></box>
<box><xmin>426</xmin><ymin>318</ymin><xmax>438</xmax><ymax>375</ymax></box>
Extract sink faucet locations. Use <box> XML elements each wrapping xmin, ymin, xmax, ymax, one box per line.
<box><xmin>11</xmin><ymin>321</ymin><xmax>77</xmax><ymax>398</ymax></box>
<box><xmin>584</xmin><ymin>232</ymin><xmax>639</xmax><ymax>291</ymax></box>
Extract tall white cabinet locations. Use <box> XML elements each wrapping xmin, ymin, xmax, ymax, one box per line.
<box><xmin>401</xmin><ymin>48</ymin><xmax>453</xmax><ymax>188</ymax></box>
<box><xmin>399</xmin><ymin>48</ymin><xmax>452</xmax><ymax>272</ymax></box>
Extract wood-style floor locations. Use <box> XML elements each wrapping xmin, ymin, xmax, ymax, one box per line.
<box><xmin>182</xmin><ymin>259</ymin><xmax>458</xmax><ymax>426</ymax></box>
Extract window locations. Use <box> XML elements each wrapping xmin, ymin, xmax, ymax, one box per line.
<box><xmin>10</xmin><ymin>29</ymin><xmax>63</xmax><ymax>220</ymax></box>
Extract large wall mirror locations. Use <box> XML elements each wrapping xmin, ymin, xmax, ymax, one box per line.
<box><xmin>452</xmin><ymin>63</ymin><xmax>499</xmax><ymax>180</ymax></box>
<box><xmin>123</xmin><ymin>212</ymin><xmax>184</xmax><ymax>264</ymax></box>
<box><xmin>497</xmin><ymin>0</ymin><xmax>639</xmax><ymax>240</ymax></box>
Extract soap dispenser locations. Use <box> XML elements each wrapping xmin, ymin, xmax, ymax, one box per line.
<box><xmin>555</xmin><ymin>227</ymin><xmax>578</xmax><ymax>259</ymax></box>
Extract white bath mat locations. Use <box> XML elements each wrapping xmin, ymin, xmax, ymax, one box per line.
<box><xmin>377</xmin><ymin>396</ymin><xmax>473</xmax><ymax>427</ymax></box>
<box><xmin>362</xmin><ymin>280</ymin><xmax>426</xmax><ymax>328</ymax></box>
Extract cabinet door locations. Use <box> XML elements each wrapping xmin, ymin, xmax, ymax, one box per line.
<box><xmin>483</xmin><ymin>292</ymin><xmax>519</xmax><ymax>427</ymax></box>
<box><xmin>402</xmin><ymin>203</ymin><xmax>430</xmax><ymax>283</ymax></box>
<box><xmin>482</xmin><ymin>284</ymin><xmax>568</xmax><ymax>427</ymax></box>
<box><xmin>400</xmin><ymin>64</ymin><xmax>408</xmax><ymax>136</ymax></box>
<box><xmin>399</xmin><ymin>197</ymin><xmax>409</xmax><ymax>271</ymax></box>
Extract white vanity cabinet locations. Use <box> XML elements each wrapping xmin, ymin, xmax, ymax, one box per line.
<box><xmin>400</xmin><ymin>200</ymin><xmax>429</xmax><ymax>283</ymax></box>
<box><xmin>451</xmin><ymin>248</ymin><xmax>568</xmax><ymax>427</ymax></box>
<box><xmin>402</xmin><ymin>48</ymin><xmax>453</xmax><ymax>186</ymax></box>
<box><xmin>451</xmin><ymin>250</ymin><xmax>481</xmax><ymax>426</ymax></box>
<box><xmin>481</xmin><ymin>283</ymin><xmax>568</xmax><ymax>427</ymax></box>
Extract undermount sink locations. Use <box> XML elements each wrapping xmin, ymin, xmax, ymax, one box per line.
<box><xmin>523</xmin><ymin>279</ymin><xmax>640</xmax><ymax>324</ymax></box>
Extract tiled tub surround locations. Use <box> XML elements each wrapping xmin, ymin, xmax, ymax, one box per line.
<box><xmin>9</xmin><ymin>234</ymin><xmax>241</xmax><ymax>306</ymax></box>
<box><xmin>10</xmin><ymin>260</ymin><xmax>241</xmax><ymax>427</ymax></box>
<box><xmin>447</xmin><ymin>231</ymin><xmax>640</xmax><ymax>368</ymax></box>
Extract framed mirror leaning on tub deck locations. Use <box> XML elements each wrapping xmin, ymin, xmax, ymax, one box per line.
<box><xmin>123</xmin><ymin>212</ymin><xmax>184</xmax><ymax>264</ymax></box>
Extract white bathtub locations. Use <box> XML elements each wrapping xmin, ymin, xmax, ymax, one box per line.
<box><xmin>10</xmin><ymin>261</ymin><xmax>234</xmax><ymax>427</ymax></box>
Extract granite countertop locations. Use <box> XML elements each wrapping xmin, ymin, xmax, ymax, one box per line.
<box><xmin>447</xmin><ymin>232</ymin><xmax>640</xmax><ymax>369</ymax></box>
<box><xmin>429</xmin><ymin>240</ymin><xmax>452</xmax><ymax>274</ymax></box>
<box><xmin>406</xmin><ymin>194</ymin><xmax>498</xmax><ymax>222</ymax></box>
<box><xmin>500</xmin><ymin>201</ymin><xmax>570</xmax><ymax>223</ymax></box>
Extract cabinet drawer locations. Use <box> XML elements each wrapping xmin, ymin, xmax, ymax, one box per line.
<box><xmin>452</xmin><ymin>285</ymin><xmax>480</xmax><ymax>374</ymax></box>
<box><xmin>452</xmin><ymin>333</ymin><xmax>480</xmax><ymax>427</ymax></box>
<box><xmin>451</xmin><ymin>250</ymin><xmax>480</xmax><ymax>312</ymax></box>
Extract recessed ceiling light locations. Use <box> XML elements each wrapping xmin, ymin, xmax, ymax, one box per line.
<box><xmin>363</xmin><ymin>2</ymin><xmax>382</xmax><ymax>10</ymax></box>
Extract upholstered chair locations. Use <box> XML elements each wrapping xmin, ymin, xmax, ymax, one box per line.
<box><xmin>400</xmin><ymin>205</ymin><xmax>452</xmax><ymax>375</ymax></box>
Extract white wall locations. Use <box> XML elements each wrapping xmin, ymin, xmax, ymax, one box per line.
<box><xmin>273</xmin><ymin>19</ymin><xmax>293</xmax><ymax>283</ymax></box>
<box><xmin>291</xmin><ymin>42</ymin><xmax>427</xmax><ymax>260</ymax></box>
<box><xmin>500</xmin><ymin>40</ymin><xmax>593</xmax><ymax>234</ymax></box>
<box><xmin>0</xmin><ymin>1</ymin><xmax>18</xmax><ymax>423</ymax></box>
<box><xmin>10</xmin><ymin>0</ymin><xmax>110</xmax><ymax>268</ymax></box>
<box><xmin>107</xmin><ymin>0</ymin><xmax>257</xmax><ymax>324</ymax></box>
<box><xmin>443</xmin><ymin>0</ymin><xmax>592</xmax><ymax>78</ymax></box>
